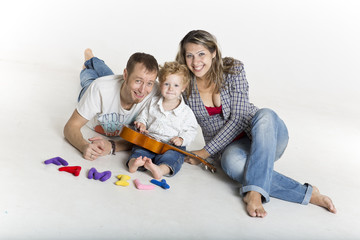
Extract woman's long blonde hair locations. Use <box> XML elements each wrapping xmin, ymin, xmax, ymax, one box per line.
<box><xmin>176</xmin><ymin>30</ymin><xmax>234</xmax><ymax>97</ymax></box>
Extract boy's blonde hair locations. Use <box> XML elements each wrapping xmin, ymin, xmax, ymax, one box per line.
<box><xmin>158</xmin><ymin>61</ymin><xmax>190</xmax><ymax>86</ymax></box>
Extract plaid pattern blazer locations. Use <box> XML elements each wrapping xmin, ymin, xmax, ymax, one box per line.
<box><xmin>183</xmin><ymin>59</ymin><xmax>258</xmax><ymax>156</ymax></box>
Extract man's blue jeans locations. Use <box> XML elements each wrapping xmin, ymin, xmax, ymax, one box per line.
<box><xmin>78</xmin><ymin>57</ymin><xmax>114</xmax><ymax>101</ymax></box>
<box><xmin>221</xmin><ymin>108</ymin><xmax>312</xmax><ymax>204</ymax></box>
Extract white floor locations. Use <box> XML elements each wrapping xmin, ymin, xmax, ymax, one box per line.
<box><xmin>1</xmin><ymin>1</ymin><xmax>360</xmax><ymax>239</ymax></box>
<box><xmin>0</xmin><ymin>55</ymin><xmax>359</xmax><ymax>240</ymax></box>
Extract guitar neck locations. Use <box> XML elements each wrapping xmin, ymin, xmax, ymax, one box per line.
<box><xmin>165</xmin><ymin>144</ymin><xmax>201</xmax><ymax>159</ymax></box>
<box><xmin>162</xmin><ymin>142</ymin><xmax>216</xmax><ymax>173</ymax></box>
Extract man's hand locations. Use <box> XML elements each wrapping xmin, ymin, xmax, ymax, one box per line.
<box><xmin>81</xmin><ymin>136</ymin><xmax>112</xmax><ymax>160</ymax></box>
<box><xmin>64</xmin><ymin>110</ymin><xmax>134</xmax><ymax>160</ymax></box>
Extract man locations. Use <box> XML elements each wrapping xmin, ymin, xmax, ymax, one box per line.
<box><xmin>64</xmin><ymin>49</ymin><xmax>159</xmax><ymax>160</ymax></box>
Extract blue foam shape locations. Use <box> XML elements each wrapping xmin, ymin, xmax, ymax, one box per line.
<box><xmin>150</xmin><ymin>179</ymin><xmax>170</xmax><ymax>189</ymax></box>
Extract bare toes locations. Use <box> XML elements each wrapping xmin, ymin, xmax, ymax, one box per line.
<box><xmin>310</xmin><ymin>186</ymin><xmax>337</xmax><ymax>214</ymax></box>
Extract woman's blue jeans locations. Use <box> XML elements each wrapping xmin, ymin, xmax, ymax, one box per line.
<box><xmin>127</xmin><ymin>146</ymin><xmax>186</xmax><ymax>177</ymax></box>
<box><xmin>221</xmin><ymin>108</ymin><xmax>312</xmax><ymax>204</ymax></box>
<box><xmin>78</xmin><ymin>57</ymin><xmax>114</xmax><ymax>102</ymax></box>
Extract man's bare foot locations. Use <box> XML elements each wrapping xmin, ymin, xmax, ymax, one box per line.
<box><xmin>243</xmin><ymin>191</ymin><xmax>267</xmax><ymax>218</ymax></box>
<box><xmin>310</xmin><ymin>186</ymin><xmax>337</xmax><ymax>214</ymax></box>
<box><xmin>83</xmin><ymin>48</ymin><xmax>94</xmax><ymax>69</ymax></box>
<box><xmin>128</xmin><ymin>156</ymin><xmax>146</xmax><ymax>173</ymax></box>
<box><xmin>85</xmin><ymin>48</ymin><xmax>94</xmax><ymax>61</ymax></box>
<box><xmin>144</xmin><ymin>159</ymin><xmax>170</xmax><ymax>179</ymax></box>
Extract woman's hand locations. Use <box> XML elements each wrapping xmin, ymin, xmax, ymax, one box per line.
<box><xmin>185</xmin><ymin>148</ymin><xmax>211</xmax><ymax>165</ymax></box>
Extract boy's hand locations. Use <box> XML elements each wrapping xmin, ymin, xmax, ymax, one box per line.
<box><xmin>170</xmin><ymin>137</ymin><xmax>183</xmax><ymax>146</ymax></box>
<box><xmin>134</xmin><ymin>121</ymin><xmax>148</xmax><ymax>133</ymax></box>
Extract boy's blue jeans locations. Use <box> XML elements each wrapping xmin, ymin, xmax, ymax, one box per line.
<box><xmin>78</xmin><ymin>57</ymin><xmax>114</xmax><ymax>101</ymax></box>
<box><xmin>221</xmin><ymin>108</ymin><xmax>312</xmax><ymax>204</ymax></box>
<box><xmin>127</xmin><ymin>146</ymin><xmax>186</xmax><ymax>176</ymax></box>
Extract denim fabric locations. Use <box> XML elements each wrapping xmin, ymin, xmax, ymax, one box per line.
<box><xmin>78</xmin><ymin>57</ymin><xmax>114</xmax><ymax>101</ymax></box>
<box><xmin>127</xmin><ymin>146</ymin><xmax>186</xmax><ymax>176</ymax></box>
<box><xmin>221</xmin><ymin>108</ymin><xmax>313</xmax><ymax>204</ymax></box>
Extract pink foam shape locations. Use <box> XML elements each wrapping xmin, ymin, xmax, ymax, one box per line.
<box><xmin>134</xmin><ymin>179</ymin><xmax>155</xmax><ymax>190</ymax></box>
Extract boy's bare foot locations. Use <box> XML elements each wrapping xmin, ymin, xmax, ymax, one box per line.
<box><xmin>83</xmin><ymin>48</ymin><xmax>94</xmax><ymax>69</ymax></box>
<box><xmin>128</xmin><ymin>156</ymin><xmax>146</xmax><ymax>173</ymax></box>
<box><xmin>144</xmin><ymin>158</ymin><xmax>170</xmax><ymax>180</ymax></box>
<box><xmin>310</xmin><ymin>186</ymin><xmax>337</xmax><ymax>214</ymax></box>
<box><xmin>243</xmin><ymin>191</ymin><xmax>267</xmax><ymax>218</ymax></box>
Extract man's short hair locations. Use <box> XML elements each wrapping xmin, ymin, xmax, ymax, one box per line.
<box><xmin>126</xmin><ymin>52</ymin><xmax>159</xmax><ymax>77</ymax></box>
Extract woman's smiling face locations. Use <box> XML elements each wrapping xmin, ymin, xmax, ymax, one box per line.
<box><xmin>184</xmin><ymin>43</ymin><xmax>216</xmax><ymax>80</ymax></box>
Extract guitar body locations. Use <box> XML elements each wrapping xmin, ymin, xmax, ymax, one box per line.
<box><xmin>119</xmin><ymin>125</ymin><xmax>216</xmax><ymax>173</ymax></box>
<box><xmin>119</xmin><ymin>125</ymin><xmax>165</xmax><ymax>154</ymax></box>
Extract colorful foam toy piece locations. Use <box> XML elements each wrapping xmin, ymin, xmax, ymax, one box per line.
<box><xmin>150</xmin><ymin>179</ymin><xmax>170</xmax><ymax>189</ymax></box>
<box><xmin>134</xmin><ymin>179</ymin><xmax>155</xmax><ymax>190</ymax></box>
<box><xmin>58</xmin><ymin>166</ymin><xmax>81</xmax><ymax>176</ymax></box>
<box><xmin>87</xmin><ymin>168</ymin><xmax>112</xmax><ymax>182</ymax></box>
<box><xmin>44</xmin><ymin>157</ymin><xmax>68</xmax><ymax>166</ymax></box>
<box><xmin>115</xmin><ymin>174</ymin><xmax>131</xmax><ymax>186</ymax></box>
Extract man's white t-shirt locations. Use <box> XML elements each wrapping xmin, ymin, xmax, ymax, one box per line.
<box><xmin>76</xmin><ymin>74</ymin><xmax>157</xmax><ymax>137</ymax></box>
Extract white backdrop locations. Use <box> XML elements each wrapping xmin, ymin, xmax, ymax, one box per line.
<box><xmin>1</xmin><ymin>0</ymin><xmax>359</xmax><ymax>112</ymax></box>
<box><xmin>1</xmin><ymin>0</ymin><xmax>360</xmax><ymax>239</ymax></box>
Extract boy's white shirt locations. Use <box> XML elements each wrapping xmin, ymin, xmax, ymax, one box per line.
<box><xmin>136</xmin><ymin>94</ymin><xmax>198</xmax><ymax>147</ymax></box>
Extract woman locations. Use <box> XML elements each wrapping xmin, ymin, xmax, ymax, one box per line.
<box><xmin>176</xmin><ymin>30</ymin><xmax>336</xmax><ymax>217</ymax></box>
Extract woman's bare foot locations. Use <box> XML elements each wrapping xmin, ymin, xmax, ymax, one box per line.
<box><xmin>243</xmin><ymin>191</ymin><xmax>267</xmax><ymax>218</ymax></box>
<box><xmin>310</xmin><ymin>186</ymin><xmax>337</xmax><ymax>213</ymax></box>
<box><xmin>82</xmin><ymin>48</ymin><xmax>94</xmax><ymax>69</ymax></box>
<box><xmin>128</xmin><ymin>156</ymin><xmax>146</xmax><ymax>173</ymax></box>
<box><xmin>144</xmin><ymin>159</ymin><xmax>170</xmax><ymax>180</ymax></box>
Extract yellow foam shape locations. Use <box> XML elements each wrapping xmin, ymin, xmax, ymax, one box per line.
<box><xmin>117</xmin><ymin>174</ymin><xmax>131</xmax><ymax>180</ymax></box>
<box><xmin>115</xmin><ymin>174</ymin><xmax>131</xmax><ymax>186</ymax></box>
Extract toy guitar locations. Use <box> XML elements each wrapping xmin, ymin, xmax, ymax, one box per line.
<box><xmin>119</xmin><ymin>125</ymin><xmax>216</xmax><ymax>173</ymax></box>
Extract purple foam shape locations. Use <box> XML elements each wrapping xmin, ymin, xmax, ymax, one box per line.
<box><xmin>100</xmin><ymin>171</ymin><xmax>111</xmax><ymax>182</ymax></box>
<box><xmin>87</xmin><ymin>168</ymin><xmax>96</xmax><ymax>179</ymax></box>
<box><xmin>88</xmin><ymin>168</ymin><xmax>112</xmax><ymax>182</ymax></box>
<box><xmin>44</xmin><ymin>157</ymin><xmax>69</xmax><ymax>166</ymax></box>
<box><xmin>93</xmin><ymin>170</ymin><xmax>102</xmax><ymax>180</ymax></box>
